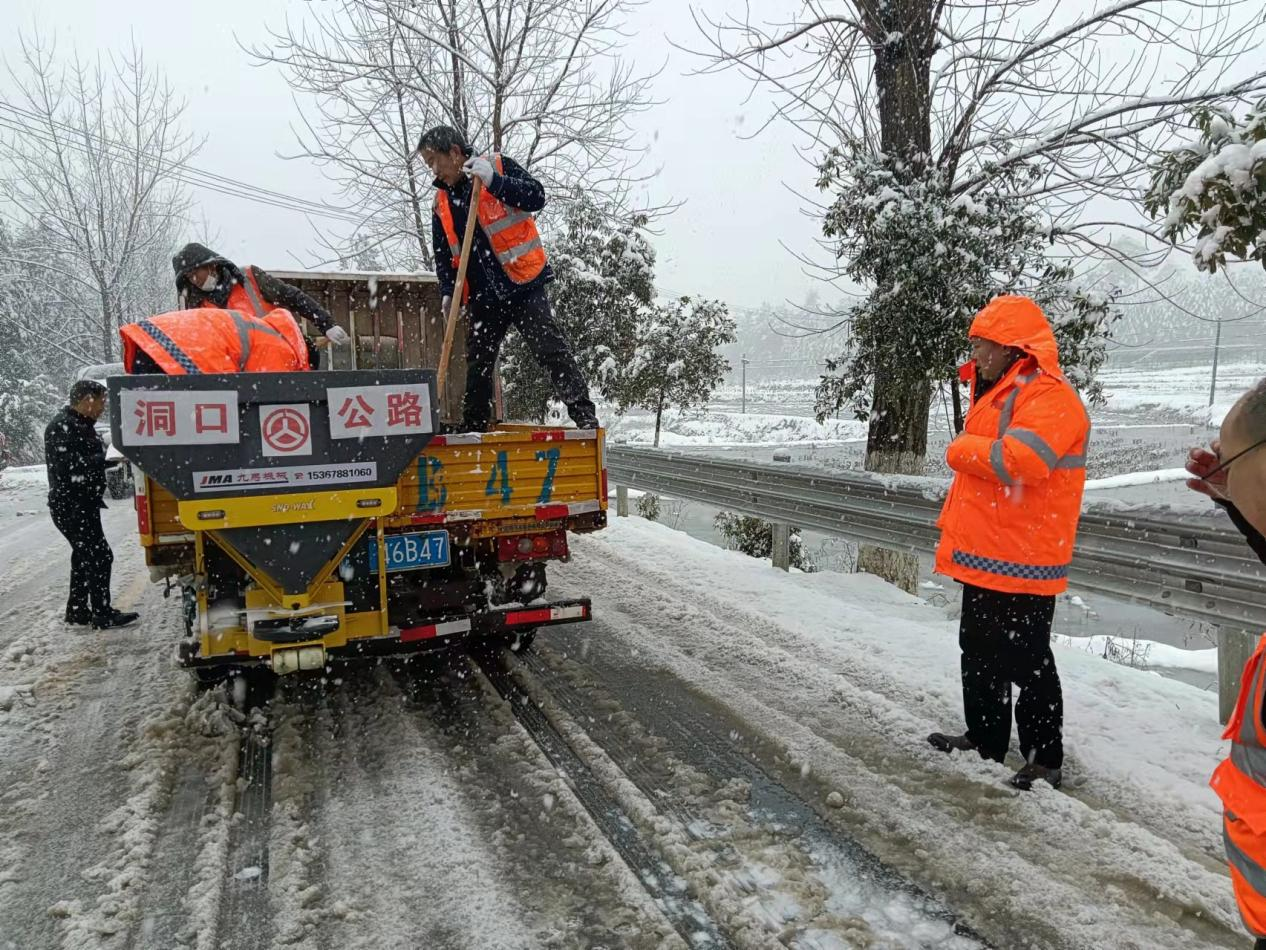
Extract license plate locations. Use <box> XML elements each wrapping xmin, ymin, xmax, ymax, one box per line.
<box><xmin>369</xmin><ymin>531</ymin><xmax>451</xmax><ymax>572</ymax></box>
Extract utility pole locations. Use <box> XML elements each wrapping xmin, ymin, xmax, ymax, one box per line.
<box><xmin>741</xmin><ymin>354</ymin><xmax>751</xmax><ymax>414</ymax></box>
<box><xmin>1210</xmin><ymin>318</ymin><xmax>1223</xmax><ymax>407</ymax></box>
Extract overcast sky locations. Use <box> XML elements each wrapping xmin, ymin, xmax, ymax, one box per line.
<box><xmin>1</xmin><ymin>0</ymin><xmax>822</xmax><ymax>310</ymax></box>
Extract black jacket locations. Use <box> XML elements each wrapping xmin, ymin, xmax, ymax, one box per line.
<box><xmin>171</xmin><ymin>242</ymin><xmax>333</xmax><ymax>334</ymax></box>
<box><xmin>431</xmin><ymin>156</ymin><xmax>554</xmax><ymax>303</ymax></box>
<box><xmin>44</xmin><ymin>407</ymin><xmax>108</xmax><ymax>510</ymax></box>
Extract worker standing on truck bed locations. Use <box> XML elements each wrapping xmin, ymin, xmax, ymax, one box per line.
<box><xmin>416</xmin><ymin>125</ymin><xmax>599</xmax><ymax>433</ymax></box>
<box><xmin>172</xmin><ymin>243</ymin><xmax>351</xmax><ymax>348</ymax></box>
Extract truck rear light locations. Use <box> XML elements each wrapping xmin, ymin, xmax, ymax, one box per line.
<box><xmin>135</xmin><ymin>493</ymin><xmax>150</xmax><ymax>536</ymax></box>
<box><xmin>498</xmin><ymin>529</ymin><xmax>567</xmax><ymax>562</ymax></box>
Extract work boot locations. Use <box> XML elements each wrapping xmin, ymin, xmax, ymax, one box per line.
<box><xmin>92</xmin><ymin>609</ymin><xmax>140</xmax><ymax>630</ymax></box>
<box><xmin>928</xmin><ymin>732</ymin><xmax>976</xmax><ymax>754</ymax></box>
<box><xmin>1010</xmin><ymin>762</ymin><xmax>1062</xmax><ymax>791</ymax></box>
<box><xmin>64</xmin><ymin>609</ymin><xmax>92</xmax><ymax>626</ymax></box>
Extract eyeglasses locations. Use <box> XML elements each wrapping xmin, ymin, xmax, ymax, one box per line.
<box><xmin>1201</xmin><ymin>437</ymin><xmax>1266</xmax><ymax>483</ymax></box>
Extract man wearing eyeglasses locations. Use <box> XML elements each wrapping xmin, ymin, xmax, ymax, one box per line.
<box><xmin>1189</xmin><ymin>386</ymin><xmax>1266</xmax><ymax>950</ymax></box>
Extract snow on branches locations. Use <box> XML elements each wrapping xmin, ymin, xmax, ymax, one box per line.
<box><xmin>618</xmin><ymin>296</ymin><xmax>735</xmax><ymax>448</ymax></box>
<box><xmin>502</xmin><ymin>196</ymin><xmax>656</xmax><ymax>421</ymax></box>
<box><xmin>1146</xmin><ymin>99</ymin><xmax>1266</xmax><ymax>273</ymax></box>
<box><xmin>813</xmin><ymin>146</ymin><xmax>1117</xmax><ymax>424</ymax></box>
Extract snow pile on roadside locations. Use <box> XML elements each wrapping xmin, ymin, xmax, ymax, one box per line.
<box><xmin>605</xmin><ymin>410</ymin><xmax>867</xmax><ymax>447</ymax></box>
<box><xmin>1083</xmin><ymin>467</ymin><xmax>1190</xmax><ymax>490</ymax></box>
<box><xmin>1053</xmin><ymin>632</ymin><xmax>1218</xmax><ymax>674</ymax></box>
<box><xmin>0</xmin><ymin>465</ymin><xmax>47</xmax><ymax>491</ymax></box>
<box><xmin>561</xmin><ymin>517</ymin><xmax>1240</xmax><ymax>948</ymax></box>
<box><xmin>0</xmin><ymin>465</ymin><xmax>47</xmax><ymax>505</ymax></box>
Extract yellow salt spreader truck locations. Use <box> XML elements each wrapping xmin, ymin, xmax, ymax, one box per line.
<box><xmin>106</xmin><ymin>367</ymin><xmax>606</xmax><ymax>684</ymax></box>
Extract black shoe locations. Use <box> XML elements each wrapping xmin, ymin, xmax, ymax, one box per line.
<box><xmin>928</xmin><ymin>732</ymin><xmax>976</xmax><ymax>754</ymax></box>
<box><xmin>1010</xmin><ymin>762</ymin><xmax>1062</xmax><ymax>791</ymax></box>
<box><xmin>92</xmin><ymin>609</ymin><xmax>140</xmax><ymax>630</ymax></box>
<box><xmin>65</xmin><ymin>610</ymin><xmax>92</xmax><ymax>626</ymax></box>
<box><xmin>571</xmin><ymin>415</ymin><xmax>600</xmax><ymax>430</ymax></box>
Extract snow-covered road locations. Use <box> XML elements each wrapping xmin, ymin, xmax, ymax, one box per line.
<box><xmin>0</xmin><ymin>466</ymin><xmax>1249</xmax><ymax>950</ymax></box>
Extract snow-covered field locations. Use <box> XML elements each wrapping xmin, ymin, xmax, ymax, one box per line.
<box><xmin>609</xmin><ymin>359</ymin><xmax>1265</xmax><ymax>451</ymax></box>
<box><xmin>605</xmin><ymin>408</ymin><xmax>867</xmax><ymax>447</ymax></box>
<box><xmin>1095</xmin><ymin>361</ymin><xmax>1266</xmax><ymax>426</ymax></box>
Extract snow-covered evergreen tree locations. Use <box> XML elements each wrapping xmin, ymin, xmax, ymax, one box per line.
<box><xmin>714</xmin><ymin>512</ymin><xmax>812</xmax><ymax>571</ymax></box>
<box><xmin>813</xmin><ymin>148</ymin><xmax>1117</xmax><ymax>435</ymax></box>
<box><xmin>618</xmin><ymin>297</ymin><xmax>735</xmax><ymax>448</ymax></box>
<box><xmin>502</xmin><ymin>195</ymin><xmax>655</xmax><ymax>421</ymax></box>
<box><xmin>1146</xmin><ymin>99</ymin><xmax>1266</xmax><ymax>273</ymax></box>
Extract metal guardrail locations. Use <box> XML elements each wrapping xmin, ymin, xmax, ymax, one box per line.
<box><xmin>607</xmin><ymin>446</ymin><xmax>1266</xmax><ymax>633</ymax></box>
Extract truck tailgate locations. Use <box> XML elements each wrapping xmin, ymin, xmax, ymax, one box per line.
<box><xmin>393</xmin><ymin>427</ymin><xmax>605</xmax><ymax>526</ymax></box>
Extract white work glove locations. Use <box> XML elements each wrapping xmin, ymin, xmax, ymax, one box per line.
<box><xmin>324</xmin><ymin>325</ymin><xmax>350</xmax><ymax>346</ymax></box>
<box><xmin>462</xmin><ymin>156</ymin><xmax>495</xmax><ymax>186</ymax></box>
<box><xmin>442</xmin><ymin>295</ymin><xmax>454</xmax><ymax>316</ymax></box>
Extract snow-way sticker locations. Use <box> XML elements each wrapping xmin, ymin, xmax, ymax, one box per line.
<box><xmin>192</xmin><ymin>462</ymin><xmax>377</xmax><ymax>492</ymax></box>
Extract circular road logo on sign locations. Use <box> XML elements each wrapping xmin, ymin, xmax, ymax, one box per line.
<box><xmin>262</xmin><ymin>406</ymin><xmax>311</xmax><ymax>455</ymax></box>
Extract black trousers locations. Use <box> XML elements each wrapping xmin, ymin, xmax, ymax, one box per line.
<box><xmin>959</xmin><ymin>583</ymin><xmax>1063</xmax><ymax>769</ymax></box>
<box><xmin>463</xmin><ymin>286</ymin><xmax>596</xmax><ymax>431</ymax></box>
<box><xmin>51</xmin><ymin>502</ymin><xmax>114</xmax><ymax>619</ymax></box>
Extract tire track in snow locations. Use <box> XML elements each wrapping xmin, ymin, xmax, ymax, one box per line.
<box><xmin>262</xmin><ymin>663</ymin><xmax>545</xmax><ymax>950</ymax></box>
<box><xmin>518</xmin><ymin>639</ymin><xmax>987</xmax><ymax>949</ymax></box>
<box><xmin>467</xmin><ymin>650</ymin><xmax>725</xmax><ymax>949</ymax></box>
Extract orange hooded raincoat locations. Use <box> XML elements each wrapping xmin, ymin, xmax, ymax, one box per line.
<box><xmin>934</xmin><ymin>296</ymin><xmax>1091</xmax><ymax>596</ymax></box>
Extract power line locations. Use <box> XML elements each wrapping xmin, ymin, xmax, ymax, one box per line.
<box><xmin>0</xmin><ymin>101</ymin><xmax>370</xmax><ymax>228</ymax></box>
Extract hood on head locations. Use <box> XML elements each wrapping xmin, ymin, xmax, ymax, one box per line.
<box><xmin>965</xmin><ymin>295</ymin><xmax>1063</xmax><ymax>380</ymax></box>
<box><xmin>172</xmin><ymin>243</ymin><xmax>236</xmax><ymax>291</ymax></box>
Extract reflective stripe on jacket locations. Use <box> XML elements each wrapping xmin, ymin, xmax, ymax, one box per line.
<box><xmin>434</xmin><ymin>154</ymin><xmax>547</xmax><ymax>303</ymax></box>
<box><xmin>1212</xmin><ymin>634</ymin><xmax>1266</xmax><ymax>938</ymax></box>
<box><xmin>119</xmin><ymin>307</ymin><xmax>309</xmax><ymax>375</ymax></box>
<box><xmin>933</xmin><ymin>296</ymin><xmax>1091</xmax><ymax>596</ymax></box>
<box><xmin>209</xmin><ymin>266</ymin><xmax>270</xmax><ymax>319</ymax></box>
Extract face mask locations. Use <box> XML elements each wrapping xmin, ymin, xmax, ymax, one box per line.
<box><xmin>197</xmin><ymin>272</ymin><xmax>218</xmax><ymax>292</ymax></box>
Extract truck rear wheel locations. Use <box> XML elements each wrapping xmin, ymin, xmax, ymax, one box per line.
<box><xmin>192</xmin><ymin>666</ymin><xmax>233</xmax><ymax>689</ymax></box>
<box><xmin>506</xmin><ymin>628</ymin><xmax>537</xmax><ymax>653</ymax></box>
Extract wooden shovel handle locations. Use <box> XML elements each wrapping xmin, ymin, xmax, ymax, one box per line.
<box><xmin>437</xmin><ymin>177</ymin><xmax>484</xmax><ymax>403</ymax></box>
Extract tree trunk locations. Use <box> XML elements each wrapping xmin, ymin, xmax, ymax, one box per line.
<box><xmin>99</xmin><ymin>288</ymin><xmax>113</xmax><ymax>362</ymax></box>
<box><xmin>951</xmin><ymin>379</ymin><xmax>964</xmax><ymax>433</ymax></box>
<box><xmin>445</xmin><ymin>0</ymin><xmax>467</xmax><ymax>135</ymax></box>
<box><xmin>653</xmin><ymin>399</ymin><xmax>664</xmax><ymax>448</ymax></box>
<box><xmin>856</xmin><ymin>370</ymin><xmax>930</xmax><ymax>592</ymax></box>
<box><xmin>856</xmin><ymin>1</ymin><xmax>937</xmax><ymax>592</ymax></box>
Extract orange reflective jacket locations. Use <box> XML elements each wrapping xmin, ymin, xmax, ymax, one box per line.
<box><xmin>434</xmin><ymin>154</ymin><xmax>547</xmax><ymax>302</ymax></box>
<box><xmin>933</xmin><ymin>296</ymin><xmax>1091</xmax><ymax>595</ymax></box>
<box><xmin>202</xmin><ymin>266</ymin><xmax>270</xmax><ymax>318</ymax></box>
<box><xmin>1212</xmin><ymin>634</ymin><xmax>1266</xmax><ymax>938</ymax></box>
<box><xmin>120</xmin><ymin>307</ymin><xmax>310</xmax><ymax>375</ymax></box>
